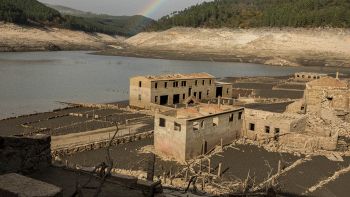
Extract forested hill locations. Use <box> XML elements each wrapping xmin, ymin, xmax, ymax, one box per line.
<box><xmin>150</xmin><ymin>0</ymin><xmax>350</xmax><ymax>30</ymax></box>
<box><xmin>0</xmin><ymin>0</ymin><xmax>154</xmax><ymax>36</ymax></box>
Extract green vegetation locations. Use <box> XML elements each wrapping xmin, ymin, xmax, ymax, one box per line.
<box><xmin>150</xmin><ymin>0</ymin><xmax>350</xmax><ymax>30</ymax></box>
<box><xmin>0</xmin><ymin>0</ymin><xmax>154</xmax><ymax>36</ymax></box>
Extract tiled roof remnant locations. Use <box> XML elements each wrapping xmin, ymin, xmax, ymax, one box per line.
<box><xmin>134</xmin><ymin>73</ymin><xmax>215</xmax><ymax>81</ymax></box>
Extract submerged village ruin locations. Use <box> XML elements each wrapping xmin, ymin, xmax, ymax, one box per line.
<box><xmin>1</xmin><ymin>71</ymin><xmax>350</xmax><ymax>196</ymax></box>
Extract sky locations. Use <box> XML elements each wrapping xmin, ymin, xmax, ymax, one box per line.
<box><xmin>38</xmin><ymin>0</ymin><xmax>212</xmax><ymax>19</ymax></box>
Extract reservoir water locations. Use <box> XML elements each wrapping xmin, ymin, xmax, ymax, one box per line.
<box><xmin>0</xmin><ymin>51</ymin><xmax>347</xmax><ymax>119</ymax></box>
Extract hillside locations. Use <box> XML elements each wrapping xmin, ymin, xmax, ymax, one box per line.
<box><xmin>101</xmin><ymin>27</ymin><xmax>350</xmax><ymax>67</ymax></box>
<box><xmin>150</xmin><ymin>0</ymin><xmax>350</xmax><ymax>30</ymax></box>
<box><xmin>46</xmin><ymin>4</ymin><xmax>155</xmax><ymax>36</ymax></box>
<box><xmin>0</xmin><ymin>22</ymin><xmax>125</xmax><ymax>52</ymax></box>
<box><xmin>0</xmin><ymin>0</ymin><xmax>154</xmax><ymax>36</ymax></box>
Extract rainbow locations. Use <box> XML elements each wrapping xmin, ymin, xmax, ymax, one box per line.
<box><xmin>139</xmin><ymin>0</ymin><xmax>165</xmax><ymax>18</ymax></box>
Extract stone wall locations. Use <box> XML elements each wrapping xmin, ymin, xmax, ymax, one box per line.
<box><xmin>279</xmin><ymin>132</ymin><xmax>338</xmax><ymax>151</ymax></box>
<box><xmin>0</xmin><ymin>134</ymin><xmax>51</xmax><ymax>174</ymax></box>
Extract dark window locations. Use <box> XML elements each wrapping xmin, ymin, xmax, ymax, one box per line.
<box><xmin>238</xmin><ymin>112</ymin><xmax>243</xmax><ymax>120</ymax></box>
<box><xmin>249</xmin><ymin>123</ymin><xmax>255</xmax><ymax>131</ymax></box>
<box><xmin>164</xmin><ymin>82</ymin><xmax>168</xmax><ymax>88</ymax></box>
<box><xmin>194</xmin><ymin>92</ymin><xmax>197</xmax><ymax>98</ymax></box>
<box><xmin>207</xmin><ymin>90</ymin><xmax>210</xmax><ymax>96</ymax></box>
<box><xmin>174</xmin><ymin>122</ymin><xmax>181</xmax><ymax>131</ymax></box>
<box><xmin>275</xmin><ymin>128</ymin><xmax>280</xmax><ymax>134</ymax></box>
<box><xmin>229</xmin><ymin>114</ymin><xmax>234</xmax><ymax>122</ymax></box>
<box><xmin>159</xmin><ymin>118</ymin><xmax>166</xmax><ymax>127</ymax></box>
<box><xmin>227</xmin><ymin>88</ymin><xmax>229</xmax><ymax>94</ymax></box>
<box><xmin>209</xmin><ymin>80</ymin><xmax>212</xmax><ymax>85</ymax></box>
<box><xmin>173</xmin><ymin>81</ymin><xmax>179</xmax><ymax>87</ymax></box>
<box><xmin>202</xmin><ymin>80</ymin><xmax>205</xmax><ymax>85</ymax></box>
<box><xmin>195</xmin><ymin>80</ymin><xmax>198</xmax><ymax>86</ymax></box>
<box><xmin>139</xmin><ymin>81</ymin><xmax>142</xmax><ymax>87</ymax></box>
<box><xmin>297</xmin><ymin>75</ymin><xmax>300</xmax><ymax>78</ymax></box>
<box><xmin>155</xmin><ymin>83</ymin><xmax>158</xmax><ymax>89</ymax></box>
<box><xmin>181</xmin><ymin>81</ymin><xmax>187</xmax><ymax>87</ymax></box>
<box><xmin>155</xmin><ymin>96</ymin><xmax>158</xmax><ymax>103</ymax></box>
<box><xmin>265</xmin><ymin>126</ymin><xmax>270</xmax><ymax>133</ymax></box>
<box><xmin>183</xmin><ymin>94</ymin><xmax>185</xmax><ymax>99</ymax></box>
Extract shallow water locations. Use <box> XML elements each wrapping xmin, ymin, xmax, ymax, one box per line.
<box><xmin>0</xmin><ymin>51</ymin><xmax>346</xmax><ymax>119</ymax></box>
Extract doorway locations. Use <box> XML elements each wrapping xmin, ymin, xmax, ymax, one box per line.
<box><xmin>216</xmin><ymin>87</ymin><xmax>223</xmax><ymax>97</ymax></box>
<box><xmin>160</xmin><ymin>95</ymin><xmax>168</xmax><ymax>105</ymax></box>
<box><xmin>173</xmin><ymin>94</ymin><xmax>180</xmax><ymax>104</ymax></box>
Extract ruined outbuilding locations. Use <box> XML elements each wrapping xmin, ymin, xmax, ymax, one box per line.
<box><xmin>304</xmin><ymin>76</ymin><xmax>350</xmax><ymax>113</ymax></box>
<box><xmin>294</xmin><ymin>72</ymin><xmax>327</xmax><ymax>81</ymax></box>
<box><xmin>154</xmin><ymin>103</ymin><xmax>244</xmax><ymax>161</ymax></box>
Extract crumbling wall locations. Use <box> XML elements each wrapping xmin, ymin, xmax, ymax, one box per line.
<box><xmin>0</xmin><ymin>134</ymin><xmax>51</xmax><ymax>174</ymax></box>
<box><xmin>279</xmin><ymin>132</ymin><xmax>338</xmax><ymax>151</ymax></box>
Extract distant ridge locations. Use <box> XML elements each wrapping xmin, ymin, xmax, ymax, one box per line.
<box><xmin>0</xmin><ymin>0</ymin><xmax>154</xmax><ymax>36</ymax></box>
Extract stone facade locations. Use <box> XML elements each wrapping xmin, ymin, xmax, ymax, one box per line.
<box><xmin>243</xmin><ymin>109</ymin><xmax>307</xmax><ymax>141</ymax></box>
<box><xmin>0</xmin><ymin>134</ymin><xmax>52</xmax><ymax>174</ymax></box>
<box><xmin>154</xmin><ymin>104</ymin><xmax>244</xmax><ymax>161</ymax></box>
<box><xmin>304</xmin><ymin>77</ymin><xmax>350</xmax><ymax>113</ymax></box>
<box><xmin>130</xmin><ymin>73</ymin><xmax>232</xmax><ymax>109</ymax></box>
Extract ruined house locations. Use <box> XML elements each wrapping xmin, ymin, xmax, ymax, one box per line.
<box><xmin>304</xmin><ymin>76</ymin><xmax>350</xmax><ymax>113</ymax></box>
<box><xmin>154</xmin><ymin>103</ymin><xmax>244</xmax><ymax>161</ymax></box>
<box><xmin>129</xmin><ymin>73</ymin><xmax>232</xmax><ymax>109</ymax></box>
<box><xmin>294</xmin><ymin>72</ymin><xmax>327</xmax><ymax>81</ymax></box>
<box><xmin>243</xmin><ymin>109</ymin><xmax>338</xmax><ymax>151</ymax></box>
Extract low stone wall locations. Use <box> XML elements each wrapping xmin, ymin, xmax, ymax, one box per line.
<box><xmin>279</xmin><ymin>133</ymin><xmax>338</xmax><ymax>151</ymax></box>
<box><xmin>0</xmin><ymin>134</ymin><xmax>52</xmax><ymax>174</ymax></box>
<box><xmin>52</xmin><ymin>131</ymin><xmax>154</xmax><ymax>157</ymax></box>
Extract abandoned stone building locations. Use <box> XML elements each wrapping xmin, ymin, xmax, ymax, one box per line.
<box><xmin>243</xmin><ymin>109</ymin><xmax>338</xmax><ymax>151</ymax></box>
<box><xmin>129</xmin><ymin>73</ymin><xmax>232</xmax><ymax>109</ymax></box>
<box><xmin>154</xmin><ymin>103</ymin><xmax>244</xmax><ymax>161</ymax></box>
<box><xmin>304</xmin><ymin>76</ymin><xmax>350</xmax><ymax>113</ymax></box>
<box><xmin>294</xmin><ymin>72</ymin><xmax>327</xmax><ymax>81</ymax></box>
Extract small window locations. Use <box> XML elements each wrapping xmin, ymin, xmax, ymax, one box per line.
<box><xmin>238</xmin><ymin>112</ymin><xmax>243</xmax><ymax>120</ymax></box>
<box><xmin>265</xmin><ymin>126</ymin><xmax>270</xmax><ymax>133</ymax></box>
<box><xmin>275</xmin><ymin>128</ymin><xmax>280</xmax><ymax>134</ymax></box>
<box><xmin>249</xmin><ymin>123</ymin><xmax>255</xmax><ymax>131</ymax></box>
<box><xmin>183</xmin><ymin>94</ymin><xmax>185</xmax><ymax>99</ymax></box>
<box><xmin>159</xmin><ymin>118</ymin><xmax>166</xmax><ymax>127</ymax></box>
<box><xmin>174</xmin><ymin>122</ymin><xmax>181</xmax><ymax>131</ymax></box>
<box><xmin>155</xmin><ymin>82</ymin><xmax>158</xmax><ymax>89</ymax></box>
<box><xmin>138</xmin><ymin>94</ymin><xmax>141</xmax><ymax>101</ymax></box>
<box><xmin>313</xmin><ymin>76</ymin><xmax>317</xmax><ymax>79</ymax></box>
<box><xmin>229</xmin><ymin>114</ymin><xmax>234</xmax><ymax>122</ymax></box>
<box><xmin>181</xmin><ymin>81</ymin><xmax>187</xmax><ymax>87</ymax></box>
<box><xmin>173</xmin><ymin>81</ymin><xmax>179</xmax><ymax>87</ymax></box>
<box><xmin>207</xmin><ymin>90</ymin><xmax>210</xmax><ymax>96</ymax></box>
<box><xmin>194</xmin><ymin>92</ymin><xmax>197</xmax><ymax>98</ymax></box>
<box><xmin>139</xmin><ymin>81</ymin><xmax>142</xmax><ymax>87</ymax></box>
<box><xmin>227</xmin><ymin>88</ymin><xmax>229</xmax><ymax>94</ymax></box>
<box><xmin>297</xmin><ymin>75</ymin><xmax>300</xmax><ymax>78</ymax></box>
<box><xmin>209</xmin><ymin>80</ymin><xmax>212</xmax><ymax>85</ymax></box>
<box><xmin>202</xmin><ymin>80</ymin><xmax>205</xmax><ymax>85</ymax></box>
<box><xmin>308</xmin><ymin>76</ymin><xmax>311</xmax><ymax>79</ymax></box>
<box><xmin>164</xmin><ymin>82</ymin><xmax>168</xmax><ymax>88</ymax></box>
<box><xmin>213</xmin><ymin>117</ymin><xmax>219</xmax><ymax>127</ymax></box>
<box><xmin>200</xmin><ymin>120</ymin><xmax>205</xmax><ymax>129</ymax></box>
<box><xmin>155</xmin><ymin>96</ymin><xmax>158</xmax><ymax>103</ymax></box>
<box><xmin>195</xmin><ymin>80</ymin><xmax>198</xmax><ymax>86</ymax></box>
<box><xmin>302</xmin><ymin>75</ymin><xmax>305</xmax><ymax>78</ymax></box>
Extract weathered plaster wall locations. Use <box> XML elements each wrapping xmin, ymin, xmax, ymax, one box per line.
<box><xmin>0</xmin><ymin>134</ymin><xmax>51</xmax><ymax>174</ymax></box>
<box><xmin>185</xmin><ymin>109</ymin><xmax>244</xmax><ymax>160</ymax></box>
<box><xmin>129</xmin><ymin>77</ymin><xmax>152</xmax><ymax>108</ymax></box>
<box><xmin>279</xmin><ymin>132</ymin><xmax>338</xmax><ymax>151</ymax></box>
<box><xmin>305</xmin><ymin>88</ymin><xmax>350</xmax><ymax>113</ymax></box>
<box><xmin>154</xmin><ymin>113</ymin><xmax>187</xmax><ymax>161</ymax></box>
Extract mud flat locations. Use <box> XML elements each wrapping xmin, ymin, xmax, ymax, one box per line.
<box><xmin>99</xmin><ymin>27</ymin><xmax>350</xmax><ymax>68</ymax></box>
<box><xmin>0</xmin><ymin>23</ymin><xmax>125</xmax><ymax>52</ymax></box>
